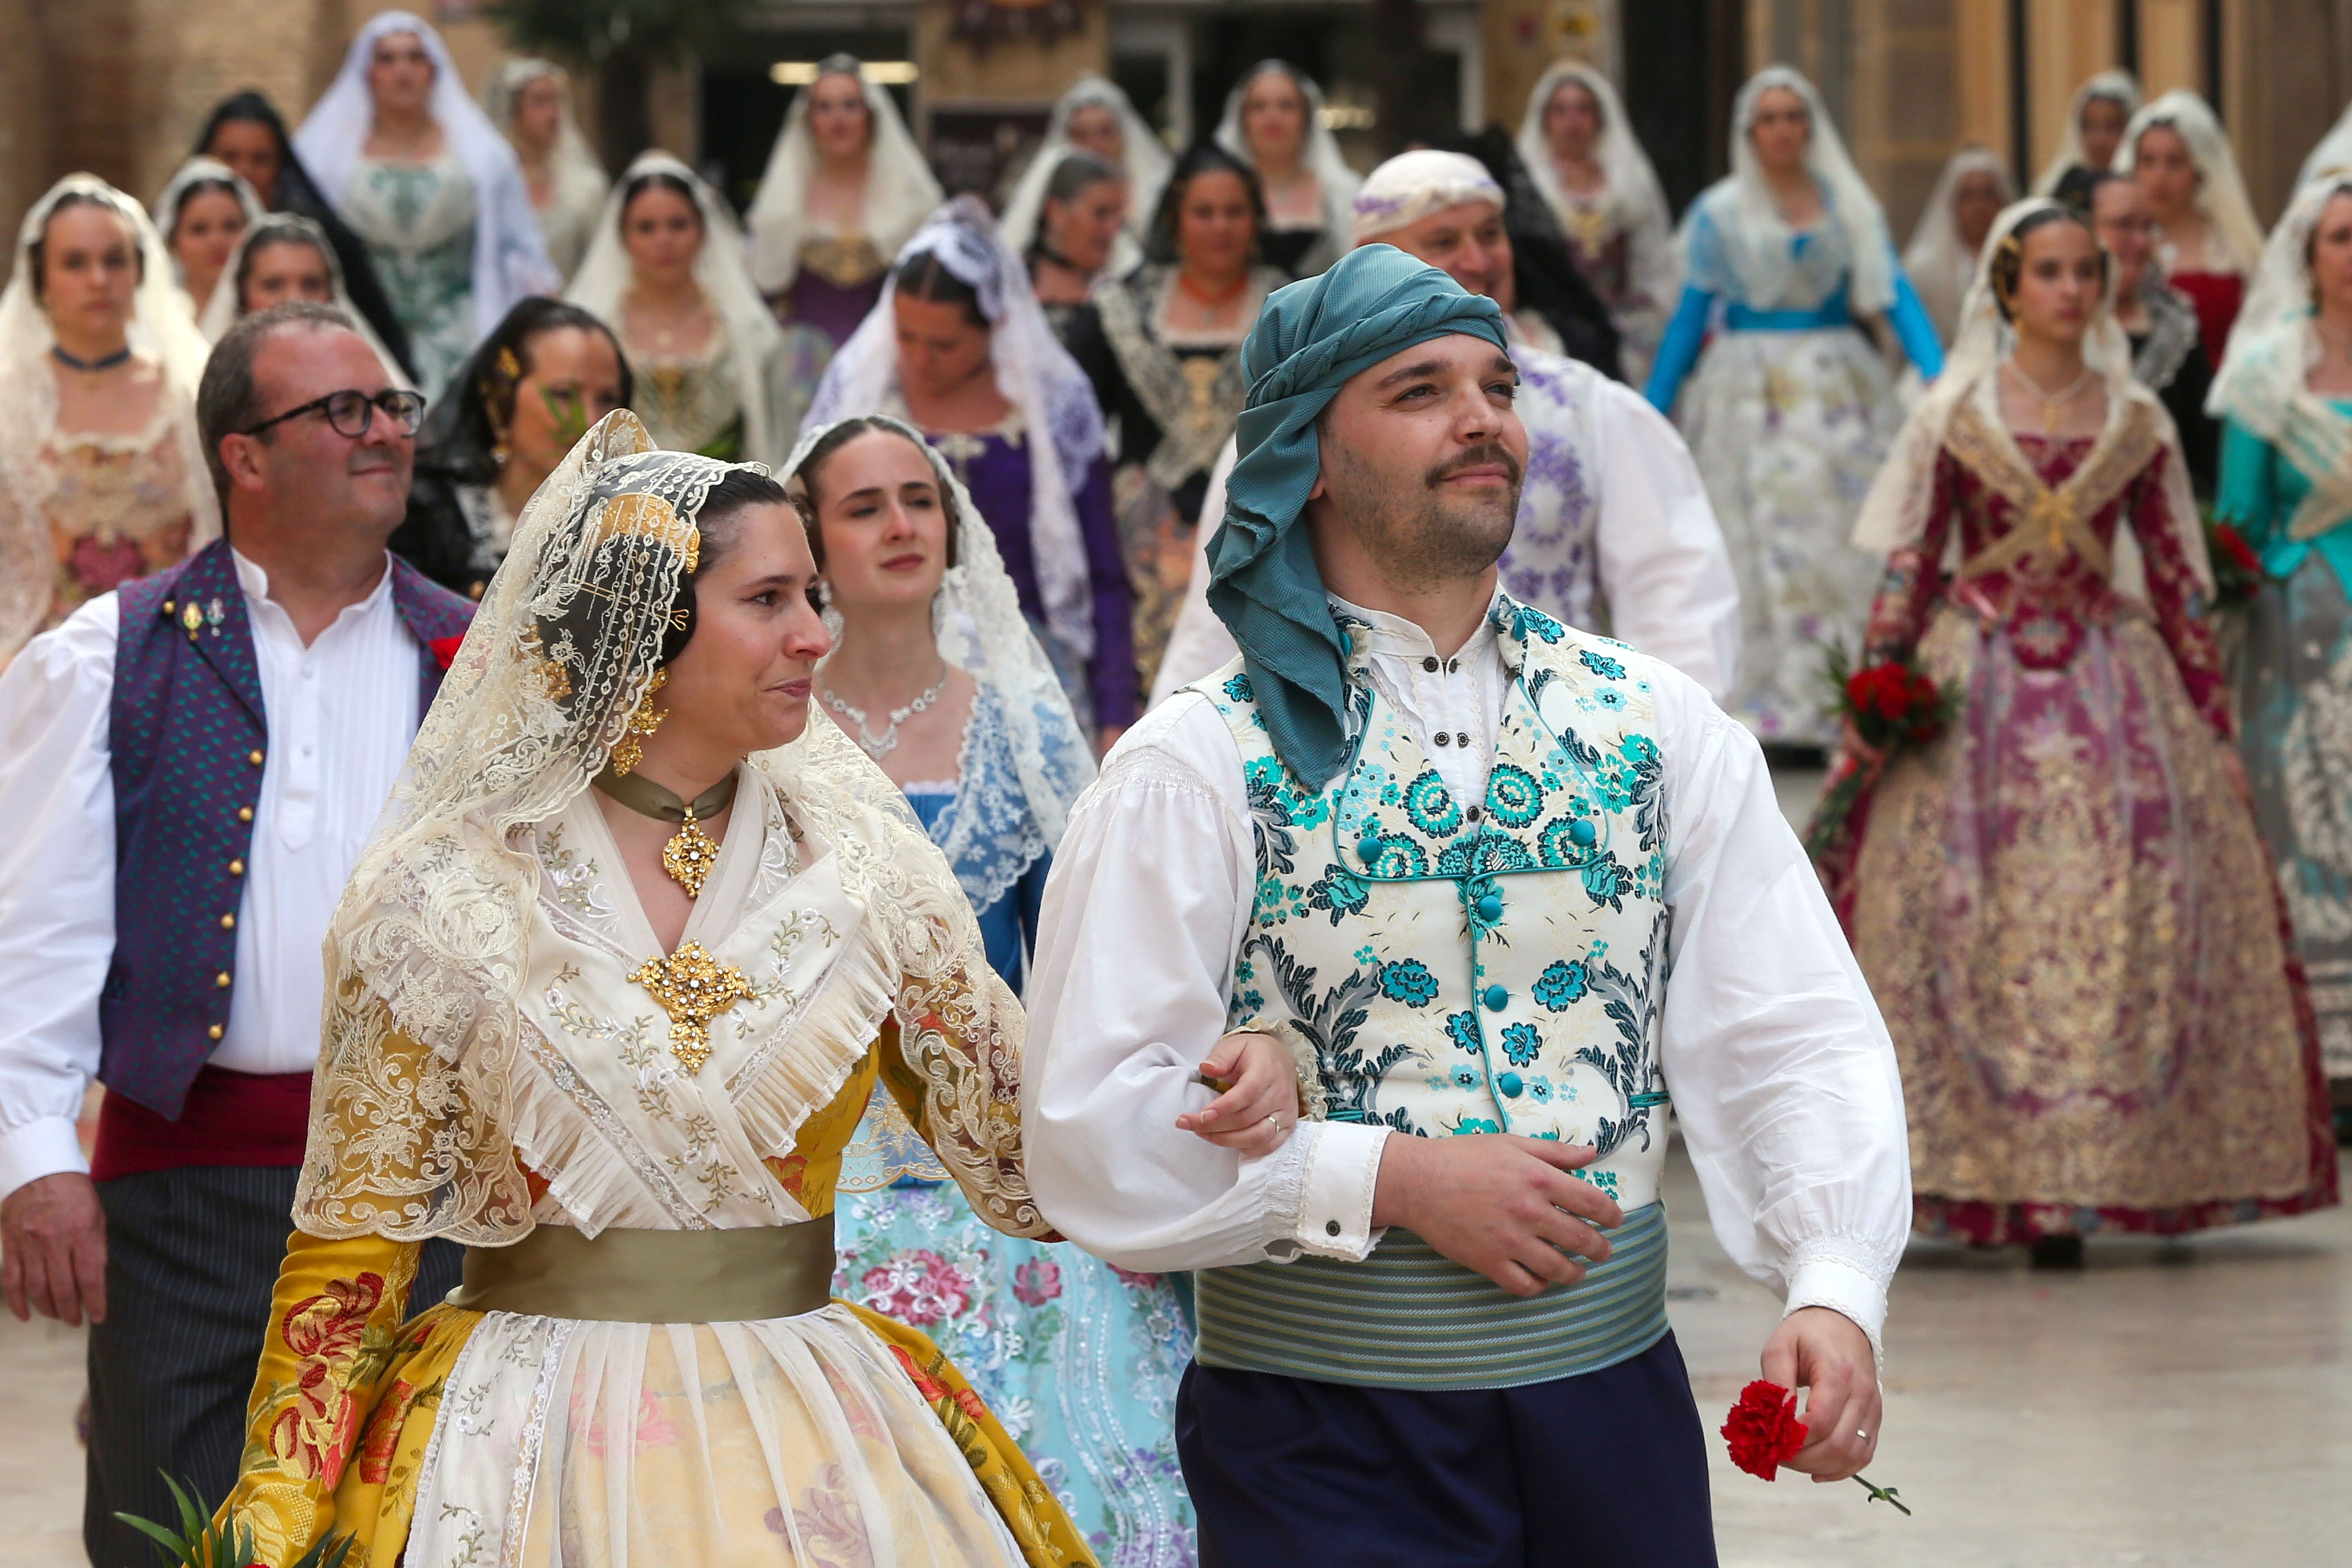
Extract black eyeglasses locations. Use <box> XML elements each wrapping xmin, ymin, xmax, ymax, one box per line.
<box><xmin>241</xmin><ymin>387</ymin><xmax>426</xmax><ymax>440</ymax></box>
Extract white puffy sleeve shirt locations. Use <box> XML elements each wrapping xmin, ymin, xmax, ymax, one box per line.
<box><xmin>1025</xmin><ymin>610</ymin><xmax>1911</xmax><ymax>1350</ymax></box>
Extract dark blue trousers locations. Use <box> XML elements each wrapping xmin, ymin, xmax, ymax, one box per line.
<box><xmin>1177</xmin><ymin>1330</ymin><xmax>1718</xmax><ymax>1568</ymax></box>
<box><xmin>83</xmin><ymin>1165</ymin><xmax>463</xmax><ymax>1568</ymax></box>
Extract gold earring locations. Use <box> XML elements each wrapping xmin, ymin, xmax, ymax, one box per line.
<box><xmin>610</xmin><ymin>668</ymin><xmax>668</xmax><ymax>776</ymax></box>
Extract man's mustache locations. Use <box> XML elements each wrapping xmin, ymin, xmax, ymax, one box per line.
<box><xmin>1424</xmin><ymin>443</ymin><xmax>1523</xmax><ymax>490</ymax></box>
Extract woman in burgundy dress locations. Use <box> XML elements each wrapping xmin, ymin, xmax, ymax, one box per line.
<box><xmin>2117</xmin><ymin>90</ymin><xmax>2263</xmax><ymax>365</ymax></box>
<box><xmin>1823</xmin><ymin>198</ymin><xmax>2338</xmax><ymax>1264</ymax></box>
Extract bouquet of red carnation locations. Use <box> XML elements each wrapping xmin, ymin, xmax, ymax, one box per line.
<box><xmin>1801</xmin><ymin>643</ymin><xmax>1963</xmax><ymax>864</ymax></box>
<box><xmin>2204</xmin><ymin>518</ymin><xmax>2264</xmax><ymax>611</ymax></box>
<box><xmin>1722</xmin><ymin>1380</ymin><xmax>1910</xmax><ymax>1514</ymax></box>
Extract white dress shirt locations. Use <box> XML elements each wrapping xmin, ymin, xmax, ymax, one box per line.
<box><xmin>1028</xmin><ymin>592</ymin><xmax>1912</xmax><ymax>1350</ymax></box>
<box><xmin>1148</xmin><ymin>351</ymin><xmax>1743</xmax><ymax>707</ymax></box>
<box><xmin>0</xmin><ymin>550</ymin><xmax>419</xmax><ymax>1198</ymax></box>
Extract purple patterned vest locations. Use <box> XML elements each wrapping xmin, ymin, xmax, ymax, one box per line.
<box><xmin>102</xmin><ymin>540</ymin><xmax>473</xmax><ymax>1118</ymax></box>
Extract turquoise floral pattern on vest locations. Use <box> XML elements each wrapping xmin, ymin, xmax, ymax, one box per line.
<box><xmin>1196</xmin><ymin>596</ymin><xmax>1674</xmax><ymax>1209</ymax></box>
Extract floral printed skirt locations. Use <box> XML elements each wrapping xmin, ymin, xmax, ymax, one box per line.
<box><xmin>2237</xmin><ymin>559</ymin><xmax>2352</xmax><ymax>1082</ymax></box>
<box><xmin>290</xmin><ymin>1296</ymin><xmax>1091</xmax><ymax>1568</ymax></box>
<box><xmin>1676</xmin><ymin>325</ymin><xmax>1899</xmax><ymax>743</ymax></box>
<box><xmin>835</xmin><ymin>1181</ymin><xmax>1196</xmax><ymax>1568</ymax></box>
<box><xmin>1849</xmin><ymin>606</ymin><xmax>2339</xmax><ymax>1241</ymax></box>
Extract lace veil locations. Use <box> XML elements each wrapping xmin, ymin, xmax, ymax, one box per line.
<box><xmin>2114</xmin><ymin>90</ymin><xmax>2264</xmax><ymax>277</ymax></box>
<box><xmin>803</xmin><ymin>196</ymin><xmax>1105</xmax><ymax>664</ymax></box>
<box><xmin>296</xmin><ymin>409</ymin><xmax>987</xmax><ymax>1240</ymax></box>
<box><xmin>786</xmin><ymin>414</ymin><xmax>1095</xmax><ymax>908</ymax></box>
<box><xmin>1681</xmin><ymin>65</ymin><xmax>1898</xmax><ymax>315</ymax></box>
<box><xmin>1512</xmin><ymin>62</ymin><xmax>1676</xmax><ymax>298</ymax></box>
<box><xmin>484</xmin><ymin>58</ymin><xmax>611</xmax><ymax>277</ymax></box>
<box><xmin>292</xmin><ymin>11</ymin><xmax>559</xmax><ymax>336</ymax></box>
<box><xmin>152</xmin><ymin>156</ymin><xmax>265</xmax><ymax>326</ymax></box>
<box><xmin>1903</xmin><ymin>145</ymin><xmax>2014</xmax><ymax>343</ymax></box>
<box><xmin>0</xmin><ymin>174</ymin><xmax>219</xmax><ymax>656</ymax></box>
<box><xmin>566</xmin><ymin>151</ymin><xmax>795</xmax><ymax>465</ymax></box>
<box><xmin>2031</xmin><ymin>70</ymin><xmax>2142</xmax><ymax>194</ymax></box>
<box><xmin>746</xmin><ymin>57</ymin><xmax>943</xmax><ymax>296</ymax></box>
<box><xmin>1214</xmin><ymin>61</ymin><xmax>1365</xmax><ymax>244</ymax></box>
<box><xmin>2206</xmin><ymin>177</ymin><xmax>2352</xmax><ymax>540</ymax></box>
<box><xmin>196</xmin><ymin>212</ymin><xmax>411</xmax><ymax>386</ymax></box>
<box><xmin>1852</xmin><ymin>197</ymin><xmax>2207</xmax><ymax>594</ymax></box>
<box><xmin>997</xmin><ymin>74</ymin><xmax>1171</xmax><ymax>277</ymax></box>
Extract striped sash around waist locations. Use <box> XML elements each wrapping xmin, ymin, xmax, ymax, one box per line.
<box><xmin>1193</xmin><ymin>1202</ymin><xmax>1669</xmax><ymax>1391</ymax></box>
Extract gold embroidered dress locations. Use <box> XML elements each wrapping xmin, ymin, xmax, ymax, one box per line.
<box><xmin>211</xmin><ymin>413</ymin><xmax>1089</xmax><ymax>1568</ymax></box>
<box><xmin>1825</xmin><ymin>386</ymin><xmax>2339</xmax><ymax>1242</ymax></box>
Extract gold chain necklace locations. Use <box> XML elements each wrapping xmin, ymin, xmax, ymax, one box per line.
<box><xmin>592</xmin><ymin>764</ymin><xmax>737</xmax><ymax>897</ymax></box>
<box><xmin>2002</xmin><ymin>358</ymin><xmax>2098</xmax><ymax>434</ymax></box>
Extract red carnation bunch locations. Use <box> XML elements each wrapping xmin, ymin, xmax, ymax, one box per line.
<box><xmin>1720</xmin><ymin>1380</ymin><xmax>1910</xmax><ymax>1514</ymax></box>
<box><xmin>430</xmin><ymin>634</ymin><xmax>466</xmax><ymax>672</ymax></box>
<box><xmin>1802</xmin><ymin>643</ymin><xmax>1963</xmax><ymax>863</ymax></box>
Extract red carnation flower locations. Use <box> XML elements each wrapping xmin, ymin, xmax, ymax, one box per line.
<box><xmin>1721</xmin><ymin>1379</ymin><xmax>1809</xmax><ymax>1480</ymax></box>
<box><xmin>430</xmin><ymin>634</ymin><xmax>465</xmax><ymax>671</ymax></box>
<box><xmin>2214</xmin><ymin>523</ymin><xmax>2261</xmax><ymax>575</ymax></box>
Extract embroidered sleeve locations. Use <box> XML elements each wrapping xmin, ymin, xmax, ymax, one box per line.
<box><xmin>877</xmin><ymin>956</ymin><xmax>1053</xmax><ymax>1239</ymax></box>
<box><xmin>212</xmin><ymin>1230</ymin><xmax>431</xmax><ymax>1567</ymax></box>
<box><xmin>2129</xmin><ymin>458</ymin><xmax>2233</xmax><ymax>737</ymax></box>
<box><xmin>1861</xmin><ymin>450</ymin><xmax>1958</xmax><ymax>662</ymax></box>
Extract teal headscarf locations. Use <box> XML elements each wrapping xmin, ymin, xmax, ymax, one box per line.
<box><xmin>1204</xmin><ymin>244</ymin><xmax>1507</xmax><ymax>789</ymax></box>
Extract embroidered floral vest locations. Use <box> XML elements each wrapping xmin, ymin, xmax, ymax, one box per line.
<box><xmin>1194</xmin><ymin>596</ymin><xmax>1673</xmax><ymax>1210</ymax></box>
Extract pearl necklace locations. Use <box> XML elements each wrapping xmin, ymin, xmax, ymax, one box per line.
<box><xmin>820</xmin><ymin>668</ymin><xmax>949</xmax><ymax>760</ymax></box>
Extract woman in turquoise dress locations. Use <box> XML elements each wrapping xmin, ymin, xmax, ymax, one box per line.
<box><xmin>293</xmin><ymin>12</ymin><xmax>555</xmax><ymax>396</ymax></box>
<box><xmin>1645</xmin><ymin>66</ymin><xmax>1944</xmax><ymax>744</ymax></box>
<box><xmin>2211</xmin><ymin>175</ymin><xmax>2352</xmax><ymax>1105</ymax></box>
<box><xmin>788</xmin><ymin>414</ymin><xmax>1198</xmax><ymax>1565</ymax></box>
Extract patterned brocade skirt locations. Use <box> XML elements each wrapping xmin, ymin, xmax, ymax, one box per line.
<box><xmin>1675</xmin><ymin>325</ymin><xmax>1898</xmax><ymax>744</ymax></box>
<box><xmin>1851</xmin><ymin>605</ymin><xmax>2339</xmax><ymax>1241</ymax></box>
<box><xmin>2237</xmin><ymin>557</ymin><xmax>2352</xmax><ymax>1083</ymax></box>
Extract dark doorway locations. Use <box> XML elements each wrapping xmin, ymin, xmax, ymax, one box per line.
<box><xmin>1187</xmin><ymin>11</ymin><xmax>1459</xmax><ymax>164</ymax></box>
<box><xmin>1621</xmin><ymin>0</ymin><xmax>1748</xmax><ymax>215</ymax></box>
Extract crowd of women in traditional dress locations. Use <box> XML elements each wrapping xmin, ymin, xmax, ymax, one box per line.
<box><xmin>8</xmin><ymin>8</ymin><xmax>2352</xmax><ymax>1555</ymax></box>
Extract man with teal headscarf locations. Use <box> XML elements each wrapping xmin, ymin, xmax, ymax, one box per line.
<box><xmin>1027</xmin><ymin>246</ymin><xmax>1910</xmax><ymax>1564</ymax></box>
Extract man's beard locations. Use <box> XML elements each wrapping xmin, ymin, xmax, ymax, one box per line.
<box><xmin>1333</xmin><ymin>439</ymin><xmax>1523</xmax><ymax>583</ymax></box>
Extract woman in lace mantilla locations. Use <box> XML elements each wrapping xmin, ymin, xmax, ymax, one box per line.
<box><xmin>207</xmin><ymin>410</ymin><xmax>1094</xmax><ymax>1568</ymax></box>
<box><xmin>1000</xmin><ymin>75</ymin><xmax>1170</xmax><ymax>293</ymax></box>
<box><xmin>794</xmin><ymin>417</ymin><xmax>1196</xmax><ymax>1562</ymax></box>
<box><xmin>569</xmin><ymin>153</ymin><xmax>822</xmax><ymax>468</ymax></box>
<box><xmin>807</xmin><ymin>198</ymin><xmax>1132</xmax><ymax>740</ymax></box>
<box><xmin>0</xmin><ymin>175</ymin><xmax>216</xmax><ymax>663</ymax></box>
<box><xmin>1515</xmin><ymin>62</ymin><xmax>1677</xmax><ymax>384</ymax></box>
<box><xmin>484</xmin><ymin>59</ymin><xmax>608</xmax><ymax>281</ymax></box>
<box><xmin>1067</xmin><ymin>145</ymin><xmax>1284</xmax><ymax>697</ymax></box>
<box><xmin>1212</xmin><ymin>62</ymin><xmax>1361</xmax><ymax>280</ymax></box>
<box><xmin>153</xmin><ymin>157</ymin><xmax>260</xmax><ymax>331</ymax></box>
<box><xmin>1827</xmin><ymin>200</ymin><xmax>2337</xmax><ymax>1255</ymax></box>
<box><xmin>1644</xmin><ymin>66</ymin><xmax>1944</xmax><ymax>744</ymax></box>
<box><xmin>748</xmin><ymin>56</ymin><xmax>943</xmax><ymax>349</ymax></box>
<box><xmin>293</xmin><ymin>13</ymin><xmax>558</xmax><ymax>399</ymax></box>
<box><xmin>2117</xmin><ymin>91</ymin><xmax>2263</xmax><ymax>365</ymax></box>
<box><xmin>2211</xmin><ymin>178</ymin><xmax>2352</xmax><ymax>1099</ymax></box>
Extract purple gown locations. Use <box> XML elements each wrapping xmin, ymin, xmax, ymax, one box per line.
<box><xmin>924</xmin><ymin>425</ymin><xmax>1136</xmax><ymax>730</ymax></box>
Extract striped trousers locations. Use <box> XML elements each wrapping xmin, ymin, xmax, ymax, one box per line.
<box><xmin>82</xmin><ymin>1165</ymin><xmax>462</xmax><ymax>1568</ymax></box>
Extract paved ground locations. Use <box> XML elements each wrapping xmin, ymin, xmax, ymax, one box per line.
<box><xmin>5</xmin><ymin>763</ymin><xmax>2345</xmax><ymax>1566</ymax></box>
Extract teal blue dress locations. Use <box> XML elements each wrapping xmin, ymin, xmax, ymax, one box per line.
<box><xmin>830</xmin><ymin>686</ymin><xmax>1198</xmax><ymax>1564</ymax></box>
<box><xmin>2216</xmin><ymin>410</ymin><xmax>2352</xmax><ymax>1084</ymax></box>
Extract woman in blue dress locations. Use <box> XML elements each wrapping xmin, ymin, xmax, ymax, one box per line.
<box><xmin>788</xmin><ymin>413</ymin><xmax>1198</xmax><ymax>1566</ymax></box>
<box><xmin>1645</xmin><ymin>66</ymin><xmax>1944</xmax><ymax>743</ymax></box>
<box><xmin>2210</xmin><ymin>175</ymin><xmax>2352</xmax><ymax>1106</ymax></box>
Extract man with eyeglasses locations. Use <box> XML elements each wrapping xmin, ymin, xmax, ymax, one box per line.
<box><xmin>0</xmin><ymin>301</ymin><xmax>475</xmax><ymax>1566</ymax></box>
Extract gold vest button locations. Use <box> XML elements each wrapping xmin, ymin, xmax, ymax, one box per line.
<box><xmin>207</xmin><ymin>1024</ymin><xmax>224</xmax><ymax>1041</ymax></box>
<box><xmin>216</xmin><ymin>971</ymin><xmax>231</xmax><ymax>987</ymax></box>
<box><xmin>249</xmin><ymin>750</ymin><xmax>265</xmax><ymax>766</ymax></box>
<box><xmin>220</xmin><ymin>913</ymin><xmax>236</xmax><ymax>930</ymax></box>
<box><xmin>237</xmin><ymin>806</ymin><xmax>254</xmax><ymax>823</ymax></box>
<box><xmin>228</xmin><ymin>859</ymin><xmax>245</xmax><ymax>875</ymax></box>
